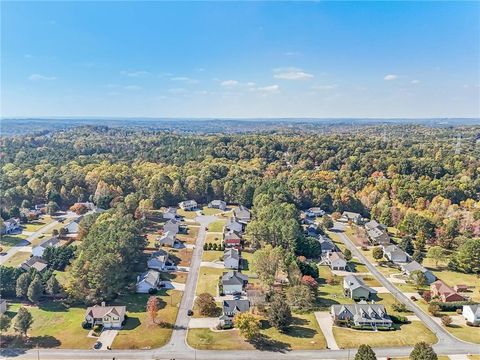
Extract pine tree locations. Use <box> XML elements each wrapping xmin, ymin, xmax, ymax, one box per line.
<box><xmin>355</xmin><ymin>344</ymin><xmax>377</xmax><ymax>360</ymax></box>
<box><xmin>267</xmin><ymin>294</ymin><xmax>292</xmax><ymax>331</ymax></box>
<box><xmin>14</xmin><ymin>307</ymin><xmax>33</xmax><ymax>337</ymax></box>
<box><xmin>27</xmin><ymin>275</ymin><xmax>44</xmax><ymax>303</ymax></box>
<box><xmin>410</xmin><ymin>342</ymin><xmax>437</xmax><ymax>360</ymax></box>
<box><xmin>15</xmin><ymin>273</ymin><xmax>31</xmax><ymax>298</ymax></box>
<box><xmin>46</xmin><ymin>275</ymin><xmax>61</xmax><ymax>299</ymax></box>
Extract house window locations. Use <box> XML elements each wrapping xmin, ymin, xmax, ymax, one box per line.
<box><xmin>113</xmin><ymin>316</ymin><xmax>119</xmax><ymax>321</ymax></box>
<box><xmin>103</xmin><ymin>317</ymin><xmax>109</xmax><ymax>321</ymax></box>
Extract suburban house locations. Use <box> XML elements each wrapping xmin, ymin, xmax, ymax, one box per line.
<box><xmin>331</xmin><ymin>303</ymin><xmax>393</xmax><ymax>329</ymax></box>
<box><xmin>224</xmin><ymin>248</ymin><xmax>240</xmax><ymax>269</ymax></box>
<box><xmin>223</xmin><ymin>229</ymin><xmax>242</xmax><ymax>249</ymax></box>
<box><xmin>64</xmin><ymin>217</ymin><xmax>82</xmax><ymax>235</ymax></box>
<box><xmin>147</xmin><ymin>250</ymin><xmax>174</xmax><ymax>271</ymax></box>
<box><xmin>233</xmin><ymin>205</ymin><xmax>251</xmax><ymax>224</ymax></box>
<box><xmin>157</xmin><ymin>231</ymin><xmax>178</xmax><ymax>248</ymax></box>
<box><xmin>21</xmin><ymin>256</ymin><xmax>48</xmax><ymax>272</ymax></box>
<box><xmin>343</xmin><ymin>275</ymin><xmax>377</xmax><ymax>300</ymax></box>
<box><xmin>2</xmin><ymin>218</ymin><xmax>21</xmax><ymax>234</ymax></box>
<box><xmin>462</xmin><ymin>305</ymin><xmax>480</xmax><ymax>325</ymax></box>
<box><xmin>219</xmin><ymin>299</ymin><xmax>250</xmax><ymax>327</ymax></box>
<box><xmin>339</xmin><ymin>211</ymin><xmax>362</xmax><ymax>224</ymax></box>
<box><xmin>305</xmin><ymin>207</ymin><xmax>325</xmax><ymax>218</ymax></box>
<box><xmin>163</xmin><ymin>219</ymin><xmax>180</xmax><ymax>235</ymax></box>
<box><xmin>221</xmin><ymin>271</ymin><xmax>249</xmax><ymax>294</ymax></box>
<box><xmin>32</xmin><ymin>237</ymin><xmax>61</xmax><ymax>257</ymax></box>
<box><xmin>0</xmin><ymin>299</ymin><xmax>7</xmax><ymax>314</ymax></box>
<box><xmin>319</xmin><ymin>235</ymin><xmax>337</xmax><ymax>254</ymax></box>
<box><xmin>208</xmin><ymin>200</ymin><xmax>227</xmax><ymax>210</ymax></box>
<box><xmin>383</xmin><ymin>245</ymin><xmax>409</xmax><ymax>264</ymax></box>
<box><xmin>366</xmin><ymin>227</ymin><xmax>390</xmax><ymax>245</ymax></box>
<box><xmin>179</xmin><ymin>200</ymin><xmax>197</xmax><ymax>211</ymax></box>
<box><xmin>136</xmin><ymin>269</ymin><xmax>161</xmax><ymax>293</ymax></box>
<box><xmin>84</xmin><ymin>302</ymin><xmax>126</xmax><ymax>329</ymax></box>
<box><xmin>328</xmin><ymin>251</ymin><xmax>347</xmax><ymax>271</ymax></box>
<box><xmin>364</xmin><ymin>220</ymin><xmax>386</xmax><ymax>232</ymax></box>
<box><xmin>430</xmin><ymin>280</ymin><xmax>466</xmax><ymax>302</ymax></box>
<box><xmin>306</xmin><ymin>224</ymin><xmax>319</xmax><ymax>237</ymax></box>
<box><xmin>401</xmin><ymin>261</ymin><xmax>436</xmax><ymax>284</ymax></box>
<box><xmin>225</xmin><ymin>218</ymin><xmax>243</xmax><ymax>233</ymax></box>
<box><xmin>162</xmin><ymin>207</ymin><xmax>177</xmax><ymax>220</ymax></box>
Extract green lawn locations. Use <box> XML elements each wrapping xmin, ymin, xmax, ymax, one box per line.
<box><xmin>316</xmin><ymin>266</ymin><xmax>354</xmax><ymax>309</ymax></box>
<box><xmin>208</xmin><ymin>219</ymin><xmax>227</xmax><ymax>233</ymax></box>
<box><xmin>177</xmin><ymin>209</ymin><xmax>197</xmax><ymax>219</ymax></box>
<box><xmin>176</xmin><ymin>225</ymin><xmax>199</xmax><ymax>244</ymax></box>
<box><xmin>205</xmin><ymin>233</ymin><xmax>223</xmax><ymax>245</ymax></box>
<box><xmin>112</xmin><ymin>290</ymin><xmax>182</xmax><ymax>349</ymax></box>
<box><xmin>3</xmin><ymin>301</ymin><xmax>93</xmax><ymax>349</ymax></box>
<box><xmin>187</xmin><ymin>313</ymin><xmax>326</xmax><ymax>350</ymax></box>
<box><xmin>196</xmin><ymin>267</ymin><xmax>224</xmax><ymax>296</ymax></box>
<box><xmin>202</xmin><ymin>250</ymin><xmax>223</xmax><ymax>262</ymax></box>
<box><xmin>22</xmin><ymin>216</ymin><xmax>54</xmax><ymax>232</ymax></box>
<box><xmin>0</xmin><ymin>234</ymin><xmax>26</xmax><ymax>251</ymax></box>
<box><xmin>446</xmin><ymin>324</ymin><xmax>480</xmax><ymax>344</ymax></box>
<box><xmin>333</xmin><ymin>321</ymin><xmax>437</xmax><ymax>349</ymax></box>
<box><xmin>201</xmin><ymin>206</ymin><xmax>224</xmax><ymax>216</ymax></box>
<box><xmin>3</xmin><ymin>251</ymin><xmax>31</xmax><ymax>267</ymax></box>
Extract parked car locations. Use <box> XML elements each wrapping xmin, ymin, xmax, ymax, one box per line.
<box><xmin>187</xmin><ymin>309</ymin><xmax>193</xmax><ymax>316</ymax></box>
<box><xmin>93</xmin><ymin>341</ymin><xmax>102</xmax><ymax>350</ymax></box>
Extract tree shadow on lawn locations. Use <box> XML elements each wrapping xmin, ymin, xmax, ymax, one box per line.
<box><xmin>38</xmin><ymin>300</ymin><xmax>69</xmax><ymax>312</ymax></box>
<box><xmin>241</xmin><ymin>259</ymin><xmax>250</xmax><ymax>271</ymax></box>
<box><xmin>122</xmin><ymin>316</ymin><xmax>141</xmax><ymax>331</ymax></box>
<box><xmin>2</xmin><ymin>335</ymin><xmax>61</xmax><ymax>349</ymax></box>
<box><xmin>249</xmin><ymin>334</ymin><xmax>291</xmax><ymax>352</ymax></box>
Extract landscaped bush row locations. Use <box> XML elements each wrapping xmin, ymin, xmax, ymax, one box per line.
<box><xmin>430</xmin><ymin>301</ymin><xmax>478</xmax><ymax>312</ymax></box>
<box><xmin>203</xmin><ymin>243</ymin><xmax>225</xmax><ymax>251</ymax></box>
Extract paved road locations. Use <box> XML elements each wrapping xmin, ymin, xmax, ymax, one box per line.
<box><xmin>2</xmin><ymin>218</ymin><xmax>479</xmax><ymax>359</ymax></box>
<box><xmin>331</xmin><ymin>221</ymin><xmax>474</xmax><ymax>347</ymax></box>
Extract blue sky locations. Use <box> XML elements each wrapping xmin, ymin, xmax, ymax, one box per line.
<box><xmin>1</xmin><ymin>1</ymin><xmax>479</xmax><ymax>118</ymax></box>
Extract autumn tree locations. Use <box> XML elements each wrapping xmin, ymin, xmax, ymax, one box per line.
<box><xmin>233</xmin><ymin>313</ymin><xmax>260</xmax><ymax>340</ymax></box>
<box><xmin>251</xmin><ymin>245</ymin><xmax>284</xmax><ymax>288</ymax></box>
<box><xmin>372</xmin><ymin>247</ymin><xmax>383</xmax><ymax>261</ymax></box>
<box><xmin>195</xmin><ymin>293</ymin><xmax>218</xmax><ymax>316</ymax></box>
<box><xmin>147</xmin><ymin>296</ymin><xmax>160</xmax><ymax>324</ymax></box>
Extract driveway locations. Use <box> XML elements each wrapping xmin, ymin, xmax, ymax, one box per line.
<box><xmin>97</xmin><ymin>329</ymin><xmax>118</xmax><ymax>350</ymax></box>
<box><xmin>162</xmin><ymin>281</ymin><xmax>185</xmax><ymax>291</ymax></box>
<box><xmin>200</xmin><ymin>261</ymin><xmax>225</xmax><ymax>269</ymax></box>
<box><xmin>314</xmin><ymin>311</ymin><xmax>339</xmax><ymax>350</ymax></box>
<box><xmin>371</xmin><ymin>286</ymin><xmax>389</xmax><ymax>293</ymax></box>
<box><xmin>188</xmin><ymin>317</ymin><xmax>219</xmax><ymax>329</ymax></box>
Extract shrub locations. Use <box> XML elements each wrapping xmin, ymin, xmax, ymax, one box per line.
<box><xmin>392</xmin><ymin>302</ymin><xmax>408</xmax><ymax>312</ymax></box>
<box><xmin>441</xmin><ymin>315</ymin><xmax>452</xmax><ymax>327</ymax></box>
<box><xmin>456</xmin><ymin>308</ymin><xmax>463</xmax><ymax>314</ymax></box>
<box><xmin>148</xmin><ymin>288</ymin><xmax>158</xmax><ymax>295</ymax></box>
<box><xmin>422</xmin><ymin>291</ymin><xmax>431</xmax><ymax>302</ymax></box>
<box><xmin>428</xmin><ymin>303</ymin><xmax>441</xmax><ymax>316</ymax></box>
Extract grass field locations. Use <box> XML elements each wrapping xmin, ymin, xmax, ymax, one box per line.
<box><xmin>176</xmin><ymin>225</ymin><xmax>200</xmax><ymax>244</ymax></box>
<box><xmin>196</xmin><ymin>267</ymin><xmax>224</xmax><ymax>296</ymax></box>
<box><xmin>205</xmin><ymin>233</ymin><xmax>223</xmax><ymax>245</ymax></box>
<box><xmin>3</xmin><ymin>251</ymin><xmax>31</xmax><ymax>267</ymax></box>
<box><xmin>177</xmin><ymin>209</ymin><xmax>197</xmax><ymax>219</ymax></box>
<box><xmin>201</xmin><ymin>206</ymin><xmax>224</xmax><ymax>216</ymax></box>
<box><xmin>208</xmin><ymin>219</ymin><xmax>227</xmax><ymax>233</ymax></box>
<box><xmin>316</xmin><ymin>266</ymin><xmax>354</xmax><ymax>309</ymax></box>
<box><xmin>202</xmin><ymin>250</ymin><xmax>223</xmax><ymax>262</ymax></box>
<box><xmin>0</xmin><ymin>234</ymin><xmax>26</xmax><ymax>251</ymax></box>
<box><xmin>22</xmin><ymin>216</ymin><xmax>54</xmax><ymax>232</ymax></box>
<box><xmin>333</xmin><ymin>321</ymin><xmax>437</xmax><ymax>348</ymax></box>
<box><xmin>446</xmin><ymin>324</ymin><xmax>480</xmax><ymax>344</ymax></box>
<box><xmin>187</xmin><ymin>312</ymin><xmax>326</xmax><ymax>350</ymax></box>
<box><xmin>112</xmin><ymin>290</ymin><xmax>182</xmax><ymax>349</ymax></box>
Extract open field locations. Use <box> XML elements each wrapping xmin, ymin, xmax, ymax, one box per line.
<box><xmin>333</xmin><ymin>321</ymin><xmax>437</xmax><ymax>348</ymax></box>
<box><xmin>208</xmin><ymin>219</ymin><xmax>227</xmax><ymax>233</ymax></box>
<box><xmin>187</xmin><ymin>312</ymin><xmax>326</xmax><ymax>350</ymax></box>
<box><xmin>316</xmin><ymin>265</ymin><xmax>354</xmax><ymax>309</ymax></box>
<box><xmin>196</xmin><ymin>267</ymin><xmax>224</xmax><ymax>296</ymax></box>
<box><xmin>205</xmin><ymin>232</ymin><xmax>223</xmax><ymax>245</ymax></box>
<box><xmin>202</xmin><ymin>250</ymin><xmax>223</xmax><ymax>262</ymax></box>
<box><xmin>201</xmin><ymin>206</ymin><xmax>224</xmax><ymax>216</ymax></box>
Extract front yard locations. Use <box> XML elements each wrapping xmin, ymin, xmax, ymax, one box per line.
<box><xmin>2</xmin><ymin>251</ymin><xmax>31</xmax><ymax>267</ymax></box>
<box><xmin>0</xmin><ymin>234</ymin><xmax>27</xmax><ymax>251</ymax></box>
<box><xmin>208</xmin><ymin>219</ymin><xmax>227</xmax><ymax>233</ymax></box>
<box><xmin>187</xmin><ymin>312</ymin><xmax>326</xmax><ymax>350</ymax></box>
<box><xmin>196</xmin><ymin>267</ymin><xmax>224</xmax><ymax>296</ymax></box>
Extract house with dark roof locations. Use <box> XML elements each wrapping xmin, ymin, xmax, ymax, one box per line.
<box><xmin>401</xmin><ymin>261</ymin><xmax>436</xmax><ymax>284</ymax></box>
<box><xmin>319</xmin><ymin>235</ymin><xmax>337</xmax><ymax>254</ymax></box>
<box><xmin>233</xmin><ymin>206</ymin><xmax>251</xmax><ymax>224</ymax></box>
<box><xmin>367</xmin><ymin>227</ymin><xmax>390</xmax><ymax>245</ymax></box>
<box><xmin>219</xmin><ymin>299</ymin><xmax>250</xmax><ymax>327</ymax></box>
<box><xmin>224</xmin><ymin>248</ymin><xmax>240</xmax><ymax>269</ymax></box>
<box><xmin>331</xmin><ymin>303</ymin><xmax>393</xmax><ymax>329</ymax></box>
<box><xmin>32</xmin><ymin>237</ymin><xmax>61</xmax><ymax>257</ymax></box>
<box><xmin>343</xmin><ymin>275</ymin><xmax>377</xmax><ymax>300</ymax></box>
<box><xmin>431</xmin><ymin>280</ymin><xmax>466</xmax><ymax>302</ymax></box>
<box><xmin>383</xmin><ymin>245</ymin><xmax>409</xmax><ymax>264</ymax></box>
<box><xmin>136</xmin><ymin>269</ymin><xmax>161</xmax><ymax>293</ymax></box>
<box><xmin>21</xmin><ymin>256</ymin><xmax>48</xmax><ymax>272</ymax></box>
<box><xmin>364</xmin><ymin>220</ymin><xmax>386</xmax><ymax>231</ymax></box>
<box><xmin>225</xmin><ymin>218</ymin><xmax>243</xmax><ymax>233</ymax></box>
<box><xmin>84</xmin><ymin>302</ymin><xmax>126</xmax><ymax>329</ymax></box>
<box><xmin>147</xmin><ymin>249</ymin><xmax>174</xmax><ymax>271</ymax></box>
<box><xmin>221</xmin><ymin>271</ymin><xmax>248</xmax><ymax>294</ymax></box>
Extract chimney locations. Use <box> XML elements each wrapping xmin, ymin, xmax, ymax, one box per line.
<box><xmin>101</xmin><ymin>301</ymin><xmax>105</xmax><ymax>307</ymax></box>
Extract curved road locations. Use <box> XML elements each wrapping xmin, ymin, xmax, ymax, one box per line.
<box><xmin>2</xmin><ymin>219</ymin><xmax>478</xmax><ymax>359</ymax></box>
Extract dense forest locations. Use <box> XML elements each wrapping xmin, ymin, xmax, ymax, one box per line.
<box><xmin>1</xmin><ymin>125</ymin><xmax>480</xmax><ymax>249</ymax></box>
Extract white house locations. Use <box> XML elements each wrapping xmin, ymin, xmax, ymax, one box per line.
<box><xmin>84</xmin><ymin>302</ymin><xmax>126</xmax><ymax>329</ymax></box>
<box><xmin>221</xmin><ymin>271</ymin><xmax>248</xmax><ymax>295</ymax></box>
<box><xmin>179</xmin><ymin>200</ymin><xmax>197</xmax><ymax>211</ymax></box>
<box><xmin>401</xmin><ymin>261</ymin><xmax>436</xmax><ymax>284</ymax></box>
<box><xmin>305</xmin><ymin>207</ymin><xmax>325</xmax><ymax>218</ymax></box>
<box><xmin>157</xmin><ymin>231</ymin><xmax>177</xmax><ymax>248</ymax></box>
<box><xmin>224</xmin><ymin>248</ymin><xmax>240</xmax><ymax>269</ymax></box>
<box><xmin>208</xmin><ymin>200</ymin><xmax>227</xmax><ymax>210</ymax></box>
<box><xmin>339</xmin><ymin>212</ymin><xmax>362</xmax><ymax>224</ymax></box>
<box><xmin>147</xmin><ymin>250</ymin><xmax>174</xmax><ymax>271</ymax></box>
<box><xmin>162</xmin><ymin>207</ymin><xmax>177</xmax><ymax>220</ymax></box>
<box><xmin>136</xmin><ymin>269</ymin><xmax>161</xmax><ymax>293</ymax></box>
<box><xmin>383</xmin><ymin>245</ymin><xmax>409</xmax><ymax>264</ymax></box>
<box><xmin>328</xmin><ymin>252</ymin><xmax>347</xmax><ymax>271</ymax></box>
<box><xmin>32</xmin><ymin>237</ymin><xmax>61</xmax><ymax>257</ymax></box>
<box><xmin>2</xmin><ymin>218</ymin><xmax>21</xmax><ymax>234</ymax></box>
<box><xmin>462</xmin><ymin>305</ymin><xmax>480</xmax><ymax>325</ymax></box>
<box><xmin>64</xmin><ymin>217</ymin><xmax>82</xmax><ymax>234</ymax></box>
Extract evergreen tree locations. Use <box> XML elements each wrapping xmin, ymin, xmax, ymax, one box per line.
<box><xmin>355</xmin><ymin>344</ymin><xmax>377</xmax><ymax>360</ymax></box>
<box><xmin>27</xmin><ymin>275</ymin><xmax>44</xmax><ymax>303</ymax></box>
<box><xmin>267</xmin><ymin>294</ymin><xmax>292</xmax><ymax>331</ymax></box>
<box><xmin>409</xmin><ymin>342</ymin><xmax>437</xmax><ymax>360</ymax></box>
<box><xmin>46</xmin><ymin>275</ymin><xmax>61</xmax><ymax>299</ymax></box>
<box><xmin>14</xmin><ymin>307</ymin><xmax>33</xmax><ymax>337</ymax></box>
<box><xmin>16</xmin><ymin>272</ymin><xmax>31</xmax><ymax>298</ymax></box>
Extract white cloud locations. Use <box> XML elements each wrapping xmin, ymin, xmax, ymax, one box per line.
<box><xmin>120</xmin><ymin>70</ymin><xmax>150</xmax><ymax>77</ymax></box>
<box><xmin>411</xmin><ymin>79</ymin><xmax>421</xmax><ymax>84</ymax></box>
<box><xmin>171</xmin><ymin>76</ymin><xmax>198</xmax><ymax>84</ymax></box>
<box><xmin>220</xmin><ymin>80</ymin><xmax>239</xmax><ymax>87</ymax></box>
<box><xmin>384</xmin><ymin>74</ymin><xmax>398</xmax><ymax>81</ymax></box>
<box><xmin>28</xmin><ymin>74</ymin><xmax>56</xmax><ymax>81</ymax></box>
<box><xmin>311</xmin><ymin>84</ymin><xmax>338</xmax><ymax>91</ymax></box>
<box><xmin>273</xmin><ymin>67</ymin><xmax>314</xmax><ymax>80</ymax></box>
<box><xmin>252</xmin><ymin>84</ymin><xmax>280</xmax><ymax>94</ymax></box>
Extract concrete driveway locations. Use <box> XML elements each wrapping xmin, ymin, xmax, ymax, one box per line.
<box><xmin>314</xmin><ymin>311</ymin><xmax>339</xmax><ymax>350</ymax></box>
<box><xmin>97</xmin><ymin>329</ymin><xmax>118</xmax><ymax>350</ymax></box>
<box><xmin>188</xmin><ymin>317</ymin><xmax>219</xmax><ymax>329</ymax></box>
<box><xmin>200</xmin><ymin>261</ymin><xmax>225</xmax><ymax>269</ymax></box>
